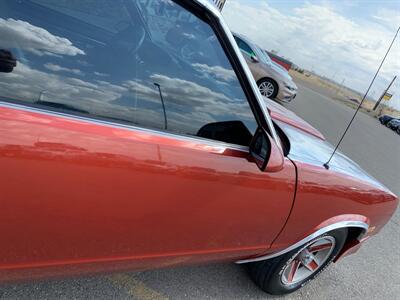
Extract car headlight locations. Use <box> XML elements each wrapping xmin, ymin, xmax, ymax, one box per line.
<box><xmin>284</xmin><ymin>84</ymin><xmax>296</xmax><ymax>91</ymax></box>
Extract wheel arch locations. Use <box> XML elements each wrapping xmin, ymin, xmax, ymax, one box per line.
<box><xmin>236</xmin><ymin>214</ymin><xmax>369</xmax><ymax>264</ymax></box>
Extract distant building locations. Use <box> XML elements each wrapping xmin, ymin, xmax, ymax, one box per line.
<box><xmin>211</xmin><ymin>0</ymin><xmax>226</xmax><ymax>11</ymax></box>
<box><xmin>265</xmin><ymin>51</ymin><xmax>293</xmax><ymax>71</ymax></box>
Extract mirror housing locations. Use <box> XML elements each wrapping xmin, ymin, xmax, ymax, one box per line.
<box><xmin>250</xmin><ymin>54</ymin><xmax>259</xmax><ymax>63</ymax></box>
<box><xmin>249</xmin><ymin>127</ymin><xmax>284</xmax><ymax>172</ymax></box>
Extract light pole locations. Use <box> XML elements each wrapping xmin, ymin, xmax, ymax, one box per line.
<box><xmin>373</xmin><ymin>76</ymin><xmax>397</xmax><ymax>111</ymax></box>
<box><xmin>337</xmin><ymin>78</ymin><xmax>345</xmax><ymax>94</ymax></box>
<box><xmin>154</xmin><ymin>83</ymin><xmax>168</xmax><ymax>130</ymax></box>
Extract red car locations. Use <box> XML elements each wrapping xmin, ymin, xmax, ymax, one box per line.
<box><xmin>0</xmin><ymin>0</ymin><xmax>397</xmax><ymax>295</ymax></box>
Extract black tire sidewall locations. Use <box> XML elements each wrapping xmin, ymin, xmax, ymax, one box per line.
<box><xmin>258</xmin><ymin>78</ymin><xmax>278</xmax><ymax>99</ymax></box>
<box><xmin>263</xmin><ymin>228</ymin><xmax>347</xmax><ymax>295</ymax></box>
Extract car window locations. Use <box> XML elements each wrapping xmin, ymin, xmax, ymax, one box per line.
<box><xmin>254</xmin><ymin>44</ymin><xmax>272</xmax><ymax>65</ymax></box>
<box><xmin>0</xmin><ymin>0</ymin><xmax>258</xmax><ymax>146</ymax></box>
<box><xmin>262</xmin><ymin>51</ymin><xmax>273</xmax><ymax>65</ymax></box>
<box><xmin>234</xmin><ymin>36</ymin><xmax>255</xmax><ymax>57</ymax></box>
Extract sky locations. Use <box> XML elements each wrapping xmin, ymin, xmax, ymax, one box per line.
<box><xmin>222</xmin><ymin>0</ymin><xmax>400</xmax><ymax>110</ymax></box>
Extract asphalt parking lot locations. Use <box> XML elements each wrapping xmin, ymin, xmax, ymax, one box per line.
<box><xmin>1</xmin><ymin>78</ymin><xmax>399</xmax><ymax>300</ymax></box>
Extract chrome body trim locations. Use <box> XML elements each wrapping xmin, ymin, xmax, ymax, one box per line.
<box><xmin>235</xmin><ymin>220</ymin><xmax>369</xmax><ymax>264</ymax></box>
<box><xmin>0</xmin><ymin>101</ymin><xmax>249</xmax><ymax>153</ymax></box>
<box><xmin>193</xmin><ymin>0</ymin><xmax>282</xmax><ymax>150</ymax></box>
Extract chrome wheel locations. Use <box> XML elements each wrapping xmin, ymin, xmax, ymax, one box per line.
<box><xmin>281</xmin><ymin>236</ymin><xmax>336</xmax><ymax>285</ymax></box>
<box><xmin>258</xmin><ymin>81</ymin><xmax>275</xmax><ymax>97</ymax></box>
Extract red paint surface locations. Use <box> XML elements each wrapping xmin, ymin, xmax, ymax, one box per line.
<box><xmin>0</xmin><ymin>105</ymin><xmax>296</xmax><ymax>281</ymax></box>
<box><xmin>265</xmin><ymin>97</ymin><xmax>325</xmax><ymax>140</ymax></box>
<box><xmin>334</xmin><ymin>239</ymin><xmax>362</xmax><ymax>262</ymax></box>
<box><xmin>265</xmin><ymin>133</ymin><xmax>284</xmax><ymax>172</ymax></box>
<box><xmin>0</xmin><ymin>104</ymin><xmax>397</xmax><ymax>283</ymax></box>
<box><xmin>272</xmin><ymin>162</ymin><xmax>398</xmax><ymax>250</ymax></box>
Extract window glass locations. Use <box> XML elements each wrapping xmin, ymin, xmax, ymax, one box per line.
<box><xmin>234</xmin><ymin>36</ymin><xmax>255</xmax><ymax>57</ymax></box>
<box><xmin>253</xmin><ymin>44</ymin><xmax>272</xmax><ymax>65</ymax></box>
<box><xmin>0</xmin><ymin>0</ymin><xmax>257</xmax><ymax>146</ymax></box>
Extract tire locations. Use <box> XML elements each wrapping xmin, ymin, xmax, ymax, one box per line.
<box><xmin>257</xmin><ymin>78</ymin><xmax>278</xmax><ymax>99</ymax></box>
<box><xmin>246</xmin><ymin>228</ymin><xmax>347</xmax><ymax>295</ymax></box>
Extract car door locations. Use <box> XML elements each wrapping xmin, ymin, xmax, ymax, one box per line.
<box><xmin>0</xmin><ymin>0</ymin><xmax>296</xmax><ymax>278</ymax></box>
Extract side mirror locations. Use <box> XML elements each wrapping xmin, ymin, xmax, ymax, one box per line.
<box><xmin>250</xmin><ymin>54</ymin><xmax>259</xmax><ymax>63</ymax></box>
<box><xmin>249</xmin><ymin>127</ymin><xmax>284</xmax><ymax>172</ymax></box>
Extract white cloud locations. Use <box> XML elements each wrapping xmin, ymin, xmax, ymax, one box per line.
<box><xmin>373</xmin><ymin>8</ymin><xmax>400</xmax><ymax>31</ymax></box>
<box><xmin>223</xmin><ymin>1</ymin><xmax>400</xmax><ymax>109</ymax></box>
<box><xmin>94</xmin><ymin>72</ymin><xmax>109</xmax><ymax>77</ymax></box>
<box><xmin>125</xmin><ymin>73</ymin><xmax>251</xmax><ymax>119</ymax></box>
<box><xmin>0</xmin><ymin>62</ymin><xmax>254</xmax><ymax>135</ymax></box>
<box><xmin>0</xmin><ymin>18</ymin><xmax>85</xmax><ymax>56</ymax></box>
<box><xmin>123</xmin><ymin>80</ymin><xmax>160</xmax><ymax>102</ymax></box>
<box><xmin>150</xmin><ymin>73</ymin><xmax>230</xmax><ymax>106</ymax></box>
<box><xmin>44</xmin><ymin>63</ymin><xmax>84</xmax><ymax>76</ymax></box>
<box><xmin>192</xmin><ymin>63</ymin><xmax>236</xmax><ymax>82</ymax></box>
<box><xmin>0</xmin><ymin>63</ymin><xmax>124</xmax><ymax>112</ymax></box>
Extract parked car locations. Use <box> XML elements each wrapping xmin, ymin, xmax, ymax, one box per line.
<box><xmin>387</xmin><ymin>118</ymin><xmax>400</xmax><ymax>134</ymax></box>
<box><xmin>0</xmin><ymin>0</ymin><xmax>398</xmax><ymax>295</ymax></box>
<box><xmin>379</xmin><ymin>114</ymin><xmax>395</xmax><ymax>125</ymax></box>
<box><xmin>233</xmin><ymin>33</ymin><xmax>298</xmax><ymax>102</ymax></box>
